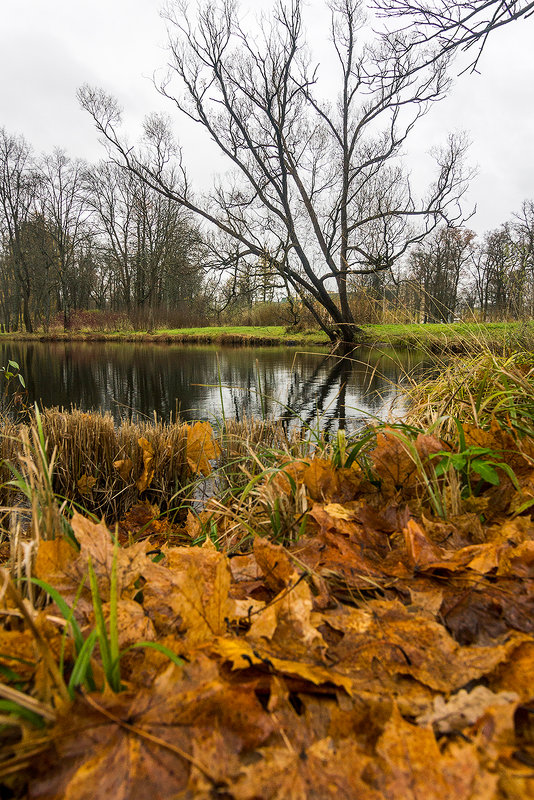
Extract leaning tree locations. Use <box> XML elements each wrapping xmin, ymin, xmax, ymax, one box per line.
<box><xmin>80</xmin><ymin>0</ymin><xmax>471</xmax><ymax>346</ymax></box>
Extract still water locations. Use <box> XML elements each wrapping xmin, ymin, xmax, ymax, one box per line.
<box><xmin>0</xmin><ymin>342</ymin><xmax>429</xmax><ymax>432</ymax></box>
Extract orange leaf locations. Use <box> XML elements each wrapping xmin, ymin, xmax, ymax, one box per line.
<box><xmin>186</xmin><ymin>421</ymin><xmax>221</xmax><ymax>476</ymax></box>
<box><xmin>136</xmin><ymin>437</ymin><xmax>155</xmax><ymax>493</ymax></box>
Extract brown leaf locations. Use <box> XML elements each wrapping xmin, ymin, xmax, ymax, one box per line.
<box><xmin>372</xmin><ymin>705</ymin><xmax>481</xmax><ymax>800</ymax></box>
<box><xmin>186</xmin><ymin>421</ymin><xmax>221</xmax><ymax>476</ymax></box>
<box><xmin>491</xmin><ymin>642</ymin><xmax>534</xmax><ymax>702</ymax></box>
<box><xmin>34</xmin><ymin>513</ymin><xmax>153</xmax><ymax>620</ymax></box>
<box><xmin>104</xmin><ymin>598</ymin><xmax>156</xmax><ymax>650</ymax></box>
<box><xmin>247</xmin><ymin>574</ymin><xmax>326</xmax><ymax>660</ymax></box>
<box><xmin>370</xmin><ymin>428</ymin><xmax>419</xmax><ymax>495</ymax></box>
<box><xmin>213</xmin><ymin>637</ymin><xmax>353</xmax><ymax>694</ymax></box>
<box><xmin>233</xmin><ymin>738</ymin><xmax>379</xmax><ymax>800</ymax></box>
<box><xmin>370</xmin><ymin>429</ymin><xmax>443</xmax><ymax>498</ymax></box>
<box><xmin>142</xmin><ymin>541</ymin><xmax>233</xmax><ymax>644</ymax></box>
<box><xmin>136</xmin><ymin>437</ymin><xmax>155</xmax><ymax>493</ymax></box>
<box><xmin>417</xmin><ymin>686</ymin><xmax>519</xmax><ymax>734</ymax></box>
<box><xmin>324</xmin><ymin>599</ymin><xmax>529</xmax><ymax>693</ymax></box>
<box><xmin>303</xmin><ymin>458</ymin><xmax>360</xmax><ymax>503</ymax></box>
<box><xmin>253</xmin><ymin>537</ymin><xmax>297</xmax><ymax>592</ymax></box>
<box><xmin>29</xmin><ymin>657</ymin><xmax>272</xmax><ymax>800</ymax></box>
<box><xmin>77</xmin><ymin>473</ymin><xmax>96</xmax><ymax>496</ymax></box>
<box><xmin>34</xmin><ymin>536</ymin><xmax>78</xmax><ymax>588</ymax></box>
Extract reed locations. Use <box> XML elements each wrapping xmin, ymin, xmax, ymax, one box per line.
<box><xmin>406</xmin><ymin>350</ymin><xmax>534</xmax><ymax>438</ymax></box>
<box><xmin>0</xmin><ymin>409</ymin><xmax>192</xmax><ymax>522</ymax></box>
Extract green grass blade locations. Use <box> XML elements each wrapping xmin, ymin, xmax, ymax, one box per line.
<box><xmin>121</xmin><ymin>641</ymin><xmax>185</xmax><ymax>668</ymax></box>
<box><xmin>68</xmin><ymin>629</ymin><xmax>98</xmax><ymax>697</ymax></box>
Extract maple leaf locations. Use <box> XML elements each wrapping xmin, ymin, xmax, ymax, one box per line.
<box><xmin>142</xmin><ymin>539</ymin><xmax>233</xmax><ymax>644</ymax></box>
<box><xmin>324</xmin><ymin>599</ymin><xmax>530</xmax><ymax>694</ymax></box>
<box><xmin>491</xmin><ymin>641</ymin><xmax>534</xmax><ymax>702</ymax></box>
<box><xmin>213</xmin><ymin>637</ymin><xmax>353</xmax><ymax>694</ymax></box>
<box><xmin>253</xmin><ymin>536</ymin><xmax>297</xmax><ymax>592</ymax></box>
<box><xmin>370</xmin><ymin>429</ymin><xmax>443</xmax><ymax>498</ymax></box>
<box><xmin>233</xmin><ymin>738</ymin><xmax>380</xmax><ymax>800</ymax></box>
<box><xmin>29</xmin><ymin>657</ymin><xmax>273</xmax><ymax>800</ymax></box>
<box><xmin>417</xmin><ymin>685</ymin><xmax>519</xmax><ymax>734</ymax></box>
<box><xmin>76</xmin><ymin>473</ymin><xmax>96</xmax><ymax>497</ymax></box>
<box><xmin>33</xmin><ymin>514</ymin><xmax>153</xmax><ymax>628</ymax></box>
<box><xmin>303</xmin><ymin>458</ymin><xmax>360</xmax><ymax>503</ymax></box>
<box><xmin>247</xmin><ymin>571</ymin><xmax>326</xmax><ymax>660</ymax></box>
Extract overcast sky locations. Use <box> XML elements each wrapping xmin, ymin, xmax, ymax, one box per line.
<box><xmin>1</xmin><ymin>0</ymin><xmax>533</xmax><ymax>236</ymax></box>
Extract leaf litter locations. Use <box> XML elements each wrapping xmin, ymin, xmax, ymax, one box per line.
<box><xmin>2</xmin><ymin>421</ymin><xmax>534</xmax><ymax>797</ymax></box>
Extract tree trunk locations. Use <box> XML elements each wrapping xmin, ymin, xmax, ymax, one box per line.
<box><xmin>22</xmin><ymin>292</ymin><xmax>33</xmax><ymax>333</ymax></box>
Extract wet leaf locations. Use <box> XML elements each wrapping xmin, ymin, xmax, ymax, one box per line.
<box><xmin>29</xmin><ymin>657</ymin><xmax>272</xmax><ymax>799</ymax></box>
<box><xmin>417</xmin><ymin>686</ymin><xmax>519</xmax><ymax>734</ymax></box>
<box><xmin>233</xmin><ymin>738</ymin><xmax>379</xmax><ymax>800</ymax></box>
<box><xmin>142</xmin><ymin>541</ymin><xmax>233</xmax><ymax>644</ymax></box>
<box><xmin>303</xmin><ymin>458</ymin><xmax>360</xmax><ymax>503</ymax></box>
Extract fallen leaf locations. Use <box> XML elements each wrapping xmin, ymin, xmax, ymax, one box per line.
<box><xmin>372</xmin><ymin>705</ymin><xmax>481</xmax><ymax>800</ymax></box>
<box><xmin>29</xmin><ymin>657</ymin><xmax>272</xmax><ymax>799</ymax></box>
<box><xmin>417</xmin><ymin>686</ymin><xmax>519</xmax><ymax>734</ymax></box>
<box><xmin>142</xmin><ymin>542</ymin><xmax>233</xmax><ymax>644</ymax></box>
<box><xmin>214</xmin><ymin>637</ymin><xmax>354</xmax><ymax>694</ymax></box>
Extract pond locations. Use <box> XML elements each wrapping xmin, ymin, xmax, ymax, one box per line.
<box><xmin>0</xmin><ymin>341</ymin><xmax>430</xmax><ymax>432</ymax></box>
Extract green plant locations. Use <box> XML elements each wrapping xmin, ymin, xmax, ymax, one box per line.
<box><xmin>429</xmin><ymin>420</ymin><xmax>519</xmax><ymax>500</ymax></box>
<box><xmin>30</xmin><ymin>548</ymin><xmax>184</xmax><ymax>700</ymax></box>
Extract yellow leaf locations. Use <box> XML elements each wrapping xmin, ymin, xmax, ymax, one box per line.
<box><xmin>186</xmin><ymin>421</ymin><xmax>221</xmax><ymax>476</ymax></box>
<box><xmin>136</xmin><ymin>437</ymin><xmax>155</xmax><ymax>493</ymax></box>
<box><xmin>323</xmin><ymin>502</ymin><xmax>355</xmax><ymax>521</ymax></box>
<box><xmin>213</xmin><ymin>637</ymin><xmax>354</xmax><ymax>694</ymax></box>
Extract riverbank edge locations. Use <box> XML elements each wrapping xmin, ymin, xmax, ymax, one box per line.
<box><xmin>0</xmin><ymin>321</ymin><xmax>530</xmax><ymax>351</ymax></box>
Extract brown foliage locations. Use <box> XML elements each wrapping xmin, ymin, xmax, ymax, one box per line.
<box><xmin>3</xmin><ymin>422</ymin><xmax>534</xmax><ymax>797</ymax></box>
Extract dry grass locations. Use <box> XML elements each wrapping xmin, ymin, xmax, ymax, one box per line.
<box><xmin>406</xmin><ymin>351</ymin><xmax>534</xmax><ymax>437</ymax></box>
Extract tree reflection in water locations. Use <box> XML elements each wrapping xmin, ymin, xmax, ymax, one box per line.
<box><xmin>0</xmin><ymin>342</ymin><xmax>430</xmax><ymax>432</ymax></box>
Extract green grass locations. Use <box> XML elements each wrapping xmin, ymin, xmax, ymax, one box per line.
<box><xmin>1</xmin><ymin>321</ymin><xmax>532</xmax><ymax>351</ymax></box>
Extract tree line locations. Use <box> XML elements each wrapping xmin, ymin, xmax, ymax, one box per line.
<box><xmin>1</xmin><ymin>1</ymin><xmax>532</xmax><ymax>335</ymax></box>
<box><xmin>0</xmin><ymin>122</ymin><xmax>532</xmax><ymax>331</ymax></box>
<box><xmin>373</xmin><ymin>201</ymin><xmax>534</xmax><ymax>323</ymax></box>
<box><xmin>0</xmin><ymin>129</ymin><xmax>205</xmax><ymax>333</ymax></box>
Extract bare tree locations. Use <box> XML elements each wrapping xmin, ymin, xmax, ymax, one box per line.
<box><xmin>79</xmin><ymin>0</ymin><xmax>471</xmax><ymax>346</ymax></box>
<box><xmin>408</xmin><ymin>224</ymin><xmax>474</xmax><ymax>321</ymax></box>
<box><xmin>85</xmin><ymin>161</ymin><xmax>138</xmax><ymax>312</ymax></box>
<box><xmin>39</xmin><ymin>150</ymin><xmax>91</xmax><ymax>329</ymax></box>
<box><xmin>0</xmin><ymin>129</ymin><xmax>41</xmax><ymax>332</ymax></box>
<box><xmin>373</xmin><ymin>0</ymin><xmax>534</xmax><ymax>72</ymax></box>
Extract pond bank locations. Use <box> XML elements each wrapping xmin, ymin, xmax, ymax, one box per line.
<box><xmin>1</xmin><ymin>321</ymin><xmax>531</xmax><ymax>352</ymax></box>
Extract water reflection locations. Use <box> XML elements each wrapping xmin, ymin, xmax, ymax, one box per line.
<box><xmin>0</xmin><ymin>342</ymin><xmax>429</xmax><ymax>431</ymax></box>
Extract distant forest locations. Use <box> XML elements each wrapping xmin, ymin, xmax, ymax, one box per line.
<box><xmin>0</xmin><ymin>127</ymin><xmax>533</xmax><ymax>332</ymax></box>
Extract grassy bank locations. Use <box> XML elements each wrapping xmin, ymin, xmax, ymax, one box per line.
<box><xmin>1</xmin><ymin>320</ymin><xmax>533</xmax><ymax>351</ymax></box>
<box><xmin>2</xmin><ymin>351</ymin><xmax>534</xmax><ymax>796</ymax></box>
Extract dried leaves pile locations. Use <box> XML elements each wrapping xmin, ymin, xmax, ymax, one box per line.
<box><xmin>3</xmin><ymin>421</ymin><xmax>534</xmax><ymax>798</ymax></box>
